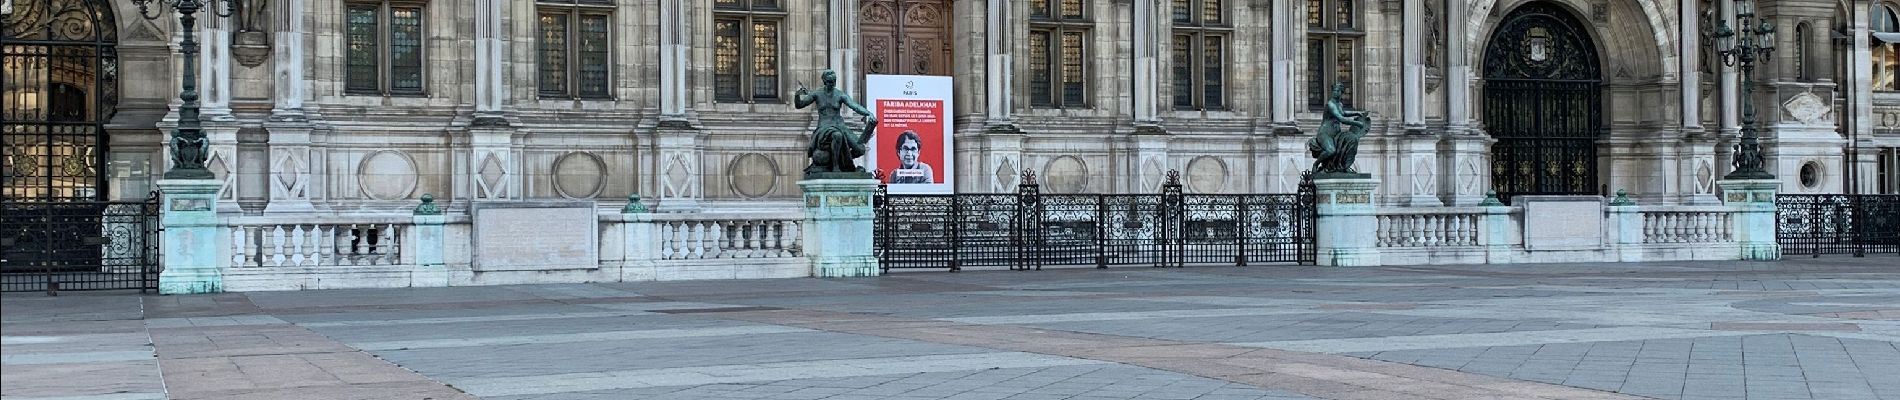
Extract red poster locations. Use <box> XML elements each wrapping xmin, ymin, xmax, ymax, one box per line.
<box><xmin>874</xmin><ymin>99</ymin><xmax>945</xmax><ymax>185</ymax></box>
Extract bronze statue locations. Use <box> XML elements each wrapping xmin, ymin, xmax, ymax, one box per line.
<box><xmin>797</xmin><ymin>69</ymin><xmax>878</xmax><ymax>178</ymax></box>
<box><xmin>1307</xmin><ymin>82</ymin><xmax>1372</xmax><ymax>177</ymax></box>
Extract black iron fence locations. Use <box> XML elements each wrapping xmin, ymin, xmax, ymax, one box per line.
<box><xmin>1</xmin><ymin>195</ymin><xmax>162</xmax><ymax>293</ymax></box>
<box><xmin>875</xmin><ymin>171</ymin><xmax>1316</xmax><ymax>271</ymax></box>
<box><xmin>1776</xmin><ymin>194</ymin><xmax>1900</xmax><ymax>257</ymax></box>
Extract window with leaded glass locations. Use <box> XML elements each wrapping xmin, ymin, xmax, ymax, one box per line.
<box><xmin>537</xmin><ymin>0</ymin><xmax>612</xmax><ymax>98</ymax></box>
<box><xmin>1171</xmin><ymin>0</ymin><xmax>1227</xmax><ymax>110</ymax></box>
<box><xmin>1306</xmin><ymin>0</ymin><xmax>1359</xmax><ymax>110</ymax></box>
<box><xmin>344</xmin><ymin>1</ymin><xmax>426</xmax><ymax>95</ymax></box>
<box><xmin>1875</xmin><ymin>3</ymin><xmax>1899</xmax><ymax>91</ymax></box>
<box><xmin>714</xmin><ymin>0</ymin><xmax>783</xmax><ymax>103</ymax></box>
<box><xmin>1028</xmin><ymin>0</ymin><xmax>1090</xmax><ymax>108</ymax></box>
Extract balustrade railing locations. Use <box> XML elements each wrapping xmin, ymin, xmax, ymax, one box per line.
<box><xmin>652</xmin><ymin>214</ymin><xmax>803</xmax><ymax>260</ymax></box>
<box><xmin>228</xmin><ymin>218</ymin><xmax>406</xmax><ymax>267</ymax></box>
<box><xmin>1375</xmin><ymin>209</ymin><xmax>1483</xmax><ymax>247</ymax></box>
<box><xmin>1639</xmin><ymin>207</ymin><xmax>1734</xmax><ymax>244</ymax></box>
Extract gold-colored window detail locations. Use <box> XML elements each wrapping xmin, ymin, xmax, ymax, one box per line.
<box><xmin>536</xmin><ymin>0</ymin><xmax>612</xmax><ymax>98</ymax></box>
<box><xmin>1029</xmin><ymin>0</ymin><xmax>1090</xmax><ymax>108</ymax></box>
<box><xmin>1306</xmin><ymin>0</ymin><xmax>1359</xmax><ymax>109</ymax></box>
<box><xmin>1875</xmin><ymin>4</ymin><xmax>1899</xmax><ymax>91</ymax></box>
<box><xmin>714</xmin><ymin>0</ymin><xmax>783</xmax><ymax>102</ymax></box>
<box><xmin>1172</xmin><ymin>0</ymin><xmax>1228</xmax><ymax>110</ymax></box>
<box><xmin>345</xmin><ymin>1</ymin><xmax>426</xmax><ymax>95</ymax></box>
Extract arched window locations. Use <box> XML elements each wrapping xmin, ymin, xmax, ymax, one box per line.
<box><xmin>1876</xmin><ymin>2</ymin><xmax>1900</xmax><ymax>91</ymax></box>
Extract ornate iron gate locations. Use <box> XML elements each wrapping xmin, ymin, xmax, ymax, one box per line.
<box><xmin>1</xmin><ymin>195</ymin><xmax>160</xmax><ymax>293</ymax></box>
<box><xmin>1776</xmin><ymin>194</ymin><xmax>1900</xmax><ymax>257</ymax></box>
<box><xmin>3</xmin><ymin>0</ymin><xmax>146</xmax><ymax>293</ymax></box>
<box><xmin>874</xmin><ymin>171</ymin><xmax>1316</xmax><ymax>271</ymax></box>
<box><xmin>1481</xmin><ymin>2</ymin><xmax>1601</xmax><ymax>202</ymax></box>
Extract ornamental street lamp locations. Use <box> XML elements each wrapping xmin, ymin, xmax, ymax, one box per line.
<box><xmin>1711</xmin><ymin>0</ymin><xmax>1777</xmax><ymax>180</ymax></box>
<box><xmin>130</xmin><ymin>0</ymin><xmax>236</xmax><ymax>180</ymax></box>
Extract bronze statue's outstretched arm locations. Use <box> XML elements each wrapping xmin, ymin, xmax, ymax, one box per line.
<box><xmin>841</xmin><ymin>93</ymin><xmax>877</xmax><ymax>123</ymax></box>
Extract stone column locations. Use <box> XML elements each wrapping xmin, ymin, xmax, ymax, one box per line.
<box><xmin>262</xmin><ymin>0</ymin><xmax>316</xmax><ymax>212</ymax></box>
<box><xmin>474</xmin><ymin>0</ymin><xmax>506</xmax><ymax>122</ymax></box>
<box><xmin>1674</xmin><ymin>0</ymin><xmax>1717</xmax><ymax>205</ymax></box>
<box><xmin>200</xmin><ymin>10</ymin><xmax>234</xmax><ymax>120</ymax></box>
<box><xmin>157</xmin><ymin>179</ymin><xmax>225</xmax><ymax>294</ymax></box>
<box><xmin>234</xmin><ymin>128</ymin><xmax>269</xmax><ymax>215</ymax></box>
<box><xmin>1848</xmin><ymin>1</ymin><xmax>1875</xmax><ymax>189</ymax></box>
<box><xmin>1131</xmin><ymin>0</ymin><xmax>1159</xmax><ymax>125</ymax></box>
<box><xmin>984</xmin><ymin>0</ymin><xmax>1012</xmax><ymax>125</ymax></box>
<box><xmin>653</xmin><ymin>129</ymin><xmax>704</xmax><ymax>211</ymax></box>
<box><xmin>1401</xmin><ymin>0</ymin><xmax>1425</xmax><ymax>133</ymax></box>
<box><xmin>1131</xmin><ymin>133</ymin><xmax>1171</xmax><ymax>191</ymax></box>
<box><xmin>660</xmin><ymin>0</ymin><xmax>690</xmax><ymax>119</ymax></box>
<box><xmin>1717</xmin><ymin>179</ymin><xmax>1779</xmax><ymax>260</ymax></box>
<box><xmin>411</xmin><ymin>194</ymin><xmax>449</xmax><ymax>286</ymax></box>
<box><xmin>1444</xmin><ymin>0</ymin><xmax>1470</xmax><ymax>133</ymax></box>
<box><xmin>1312</xmin><ymin>176</ymin><xmax>1381</xmax><ymax>266</ymax></box>
<box><xmin>800</xmin><ymin>178</ymin><xmax>879</xmax><ymax>277</ymax></box>
<box><xmin>1270</xmin><ymin>0</ymin><xmax>1298</xmax><ymax>134</ymax></box>
<box><xmin>827</xmin><ymin>0</ymin><xmax>859</xmax><ymax>96</ymax></box>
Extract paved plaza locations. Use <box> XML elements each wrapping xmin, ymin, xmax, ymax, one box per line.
<box><xmin>4</xmin><ymin>258</ymin><xmax>1898</xmax><ymax>400</ymax></box>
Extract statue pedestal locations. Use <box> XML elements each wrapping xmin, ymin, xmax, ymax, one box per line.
<box><xmin>1313</xmin><ymin>176</ymin><xmax>1382</xmax><ymax>267</ymax></box>
<box><xmin>799</xmin><ymin>178</ymin><xmax>880</xmax><ymax>277</ymax></box>
<box><xmin>1718</xmin><ymin>179</ymin><xmax>1780</xmax><ymax>260</ymax></box>
<box><xmin>157</xmin><ymin>179</ymin><xmax>225</xmax><ymax>294</ymax></box>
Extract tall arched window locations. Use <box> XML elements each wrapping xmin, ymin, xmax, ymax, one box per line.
<box><xmin>1876</xmin><ymin>2</ymin><xmax>1899</xmax><ymax>91</ymax></box>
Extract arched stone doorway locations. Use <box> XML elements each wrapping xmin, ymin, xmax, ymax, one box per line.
<box><xmin>1481</xmin><ymin>2</ymin><xmax>1600</xmax><ymax>202</ymax></box>
<box><xmin>859</xmin><ymin>0</ymin><xmax>953</xmax><ymax>77</ymax></box>
<box><xmin>2</xmin><ymin>0</ymin><xmax>119</xmax><ymax>200</ymax></box>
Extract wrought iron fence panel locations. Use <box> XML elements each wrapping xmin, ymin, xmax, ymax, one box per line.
<box><xmin>874</xmin><ymin>175</ymin><xmax>1317</xmax><ymax>270</ymax></box>
<box><xmin>1040</xmin><ymin>194</ymin><xmax>1104</xmax><ymax>268</ymax></box>
<box><xmin>2</xmin><ymin>198</ymin><xmax>161</xmax><ymax>293</ymax></box>
<box><xmin>1239</xmin><ymin>194</ymin><xmax>1316</xmax><ymax>264</ymax></box>
<box><xmin>956</xmin><ymin>194</ymin><xmax>1021</xmax><ymax>267</ymax></box>
<box><xmin>1180</xmin><ymin>195</ymin><xmax>1243</xmax><ymax>265</ymax></box>
<box><xmin>874</xmin><ymin>194</ymin><xmax>958</xmax><ymax>270</ymax></box>
<box><xmin>1100</xmin><ymin>194</ymin><xmax>1168</xmax><ymax>267</ymax></box>
<box><xmin>1777</xmin><ymin>194</ymin><xmax>1900</xmax><ymax>257</ymax></box>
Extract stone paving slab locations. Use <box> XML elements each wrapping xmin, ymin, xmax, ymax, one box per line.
<box><xmin>5</xmin><ymin>258</ymin><xmax>1898</xmax><ymax>399</ymax></box>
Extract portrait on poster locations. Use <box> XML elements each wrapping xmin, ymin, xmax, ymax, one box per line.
<box><xmin>867</xmin><ymin>75</ymin><xmax>954</xmax><ymax>194</ymax></box>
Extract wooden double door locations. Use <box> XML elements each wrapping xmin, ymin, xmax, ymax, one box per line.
<box><xmin>859</xmin><ymin>0</ymin><xmax>954</xmax><ymax>77</ymax></box>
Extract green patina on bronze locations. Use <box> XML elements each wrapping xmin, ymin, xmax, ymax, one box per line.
<box><xmin>1307</xmin><ymin>82</ymin><xmax>1372</xmax><ymax>178</ymax></box>
<box><xmin>798</xmin><ymin>69</ymin><xmax>878</xmax><ymax>179</ymax></box>
<box><xmin>413</xmin><ymin>193</ymin><xmax>442</xmax><ymax>216</ymax></box>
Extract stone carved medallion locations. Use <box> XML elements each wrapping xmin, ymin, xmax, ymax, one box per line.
<box><xmin>1184</xmin><ymin>156</ymin><xmax>1228</xmax><ymax>194</ymax></box>
<box><xmin>1782</xmin><ymin>92</ymin><xmax>1831</xmax><ymax>126</ymax></box>
<box><xmin>358</xmin><ymin>150</ymin><xmax>418</xmax><ymax>200</ymax></box>
<box><xmin>1042</xmin><ymin>156</ymin><xmax>1088</xmax><ymax>194</ymax></box>
<box><xmin>728</xmin><ymin>153</ymin><xmax>779</xmax><ymax>198</ymax></box>
<box><xmin>553</xmin><ymin>152</ymin><xmax>607</xmax><ymax>199</ymax></box>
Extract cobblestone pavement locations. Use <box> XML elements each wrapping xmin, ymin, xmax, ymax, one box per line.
<box><xmin>4</xmin><ymin>257</ymin><xmax>1896</xmax><ymax>400</ymax></box>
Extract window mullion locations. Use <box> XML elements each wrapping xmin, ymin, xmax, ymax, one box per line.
<box><xmin>381</xmin><ymin>3</ymin><xmax>392</xmax><ymax>94</ymax></box>
<box><xmin>740</xmin><ymin>15</ymin><xmax>753</xmax><ymax>101</ymax></box>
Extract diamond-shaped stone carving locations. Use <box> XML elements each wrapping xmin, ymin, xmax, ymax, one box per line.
<box><xmin>994</xmin><ymin>159</ymin><xmax>1017</xmax><ymax>190</ymax></box>
<box><xmin>664</xmin><ymin>156</ymin><xmax>691</xmax><ymax>197</ymax></box>
<box><xmin>477</xmin><ymin>154</ymin><xmax>506</xmax><ymax>197</ymax></box>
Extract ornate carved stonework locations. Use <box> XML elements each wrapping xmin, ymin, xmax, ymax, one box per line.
<box><xmin>1781</xmin><ymin>92</ymin><xmax>1832</xmax><ymax>126</ymax></box>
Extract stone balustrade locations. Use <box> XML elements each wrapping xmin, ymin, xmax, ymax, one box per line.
<box><xmin>1638</xmin><ymin>207</ymin><xmax>1734</xmax><ymax>244</ymax></box>
<box><xmin>1376</xmin><ymin>209</ymin><xmax>1483</xmax><ymax>247</ymax></box>
<box><xmin>226</xmin><ymin>216</ymin><xmax>408</xmax><ymax>267</ymax></box>
<box><xmin>651</xmin><ymin>213</ymin><xmax>804</xmax><ymax>260</ymax></box>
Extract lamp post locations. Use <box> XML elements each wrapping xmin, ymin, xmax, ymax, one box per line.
<box><xmin>1711</xmin><ymin>0</ymin><xmax>1777</xmax><ymax>180</ymax></box>
<box><xmin>130</xmin><ymin>0</ymin><xmax>236</xmax><ymax>180</ymax></box>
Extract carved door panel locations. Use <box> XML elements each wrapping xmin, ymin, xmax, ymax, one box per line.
<box><xmin>860</xmin><ymin>0</ymin><xmax>952</xmax><ymax>77</ymax></box>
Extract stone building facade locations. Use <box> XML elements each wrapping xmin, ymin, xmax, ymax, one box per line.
<box><xmin>5</xmin><ymin>0</ymin><xmax>1900</xmax><ymax>213</ymax></box>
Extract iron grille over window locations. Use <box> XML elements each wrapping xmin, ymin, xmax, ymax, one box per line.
<box><xmin>345</xmin><ymin>1</ymin><xmax>426</xmax><ymax>95</ymax></box>
<box><xmin>1306</xmin><ymin>0</ymin><xmax>1359</xmax><ymax>110</ymax></box>
<box><xmin>1171</xmin><ymin>0</ymin><xmax>1227</xmax><ymax>110</ymax></box>
<box><xmin>714</xmin><ymin>0</ymin><xmax>782</xmax><ymax>103</ymax></box>
<box><xmin>2</xmin><ymin>0</ymin><xmax>120</xmax><ymax>201</ymax></box>
<box><xmin>536</xmin><ymin>0</ymin><xmax>612</xmax><ymax>98</ymax></box>
<box><xmin>1029</xmin><ymin>0</ymin><xmax>1089</xmax><ymax>108</ymax></box>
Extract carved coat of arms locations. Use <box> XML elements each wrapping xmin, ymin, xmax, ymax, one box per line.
<box><xmin>1526</xmin><ymin>27</ymin><xmax>1552</xmax><ymax>62</ymax></box>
